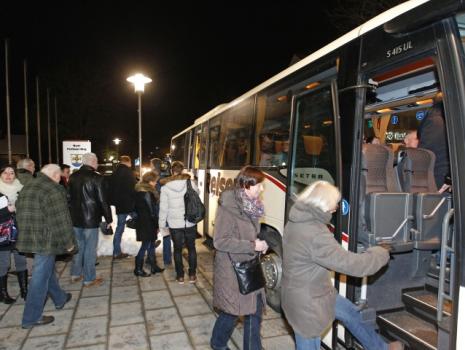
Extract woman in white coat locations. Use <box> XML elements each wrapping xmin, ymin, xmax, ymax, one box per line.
<box><xmin>158</xmin><ymin>161</ymin><xmax>199</xmax><ymax>284</ymax></box>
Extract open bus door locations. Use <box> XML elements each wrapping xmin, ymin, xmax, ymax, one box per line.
<box><xmin>287</xmin><ymin>67</ymin><xmax>342</xmax><ymax>347</ymax></box>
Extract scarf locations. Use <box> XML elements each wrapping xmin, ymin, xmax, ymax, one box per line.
<box><xmin>237</xmin><ymin>188</ymin><xmax>264</xmax><ymax>219</ymax></box>
<box><xmin>0</xmin><ymin>179</ymin><xmax>23</xmax><ymax>206</ymax></box>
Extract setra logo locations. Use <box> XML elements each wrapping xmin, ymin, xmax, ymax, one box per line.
<box><xmin>210</xmin><ymin>172</ymin><xmax>235</xmax><ymax>197</ymax></box>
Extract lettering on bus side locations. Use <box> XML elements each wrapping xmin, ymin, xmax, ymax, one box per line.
<box><xmin>386</xmin><ymin>41</ymin><xmax>413</xmax><ymax>58</ymax></box>
<box><xmin>210</xmin><ymin>173</ymin><xmax>235</xmax><ymax>197</ymax></box>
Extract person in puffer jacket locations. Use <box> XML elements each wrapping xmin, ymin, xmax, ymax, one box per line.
<box><xmin>158</xmin><ymin>161</ymin><xmax>199</xmax><ymax>284</ymax></box>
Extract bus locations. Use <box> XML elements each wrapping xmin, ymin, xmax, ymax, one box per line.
<box><xmin>169</xmin><ymin>0</ymin><xmax>465</xmax><ymax>348</ymax></box>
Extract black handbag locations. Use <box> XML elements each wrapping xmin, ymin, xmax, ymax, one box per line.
<box><xmin>99</xmin><ymin>222</ymin><xmax>114</xmax><ymax>236</ymax></box>
<box><xmin>228</xmin><ymin>253</ymin><xmax>266</xmax><ymax>295</ymax></box>
<box><xmin>126</xmin><ymin>218</ymin><xmax>137</xmax><ymax>229</ymax></box>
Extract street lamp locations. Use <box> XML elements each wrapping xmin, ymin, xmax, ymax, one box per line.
<box><xmin>127</xmin><ymin>73</ymin><xmax>152</xmax><ymax>176</ymax></box>
<box><xmin>113</xmin><ymin>137</ymin><xmax>121</xmax><ymax>159</ymax></box>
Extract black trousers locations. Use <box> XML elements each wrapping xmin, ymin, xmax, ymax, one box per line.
<box><xmin>169</xmin><ymin>226</ymin><xmax>197</xmax><ymax>278</ymax></box>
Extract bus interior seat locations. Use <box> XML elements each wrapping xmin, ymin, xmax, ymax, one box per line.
<box><xmin>399</xmin><ymin>147</ymin><xmax>451</xmax><ymax>250</ymax></box>
<box><xmin>360</xmin><ymin>144</ymin><xmax>414</xmax><ymax>252</ymax></box>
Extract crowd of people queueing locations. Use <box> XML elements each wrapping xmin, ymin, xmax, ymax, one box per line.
<box><xmin>0</xmin><ymin>153</ymin><xmax>405</xmax><ymax>349</ymax></box>
<box><xmin>0</xmin><ymin>153</ymin><xmax>200</xmax><ymax>330</ymax></box>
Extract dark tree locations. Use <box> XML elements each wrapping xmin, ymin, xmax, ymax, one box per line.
<box><xmin>327</xmin><ymin>0</ymin><xmax>406</xmax><ymax>34</ymax></box>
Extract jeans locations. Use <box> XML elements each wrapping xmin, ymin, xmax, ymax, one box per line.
<box><xmin>163</xmin><ymin>235</ymin><xmax>172</xmax><ymax>265</ymax></box>
<box><xmin>22</xmin><ymin>254</ymin><xmax>67</xmax><ymax>327</ymax></box>
<box><xmin>170</xmin><ymin>226</ymin><xmax>197</xmax><ymax>278</ymax></box>
<box><xmin>295</xmin><ymin>295</ymin><xmax>388</xmax><ymax>350</ymax></box>
<box><xmin>71</xmin><ymin>227</ymin><xmax>98</xmax><ymax>284</ymax></box>
<box><xmin>136</xmin><ymin>240</ymin><xmax>154</xmax><ymax>260</ymax></box>
<box><xmin>210</xmin><ymin>294</ymin><xmax>263</xmax><ymax>350</ymax></box>
<box><xmin>113</xmin><ymin>213</ymin><xmax>129</xmax><ymax>256</ymax></box>
<box><xmin>0</xmin><ymin>250</ymin><xmax>27</xmax><ymax>276</ymax></box>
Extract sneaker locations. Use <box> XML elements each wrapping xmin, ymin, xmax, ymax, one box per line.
<box><xmin>189</xmin><ymin>275</ymin><xmax>197</xmax><ymax>284</ymax></box>
<box><xmin>177</xmin><ymin>277</ymin><xmax>184</xmax><ymax>285</ymax></box>
<box><xmin>113</xmin><ymin>253</ymin><xmax>130</xmax><ymax>260</ymax></box>
<box><xmin>84</xmin><ymin>277</ymin><xmax>104</xmax><ymax>288</ymax></box>
<box><xmin>70</xmin><ymin>276</ymin><xmax>83</xmax><ymax>283</ymax></box>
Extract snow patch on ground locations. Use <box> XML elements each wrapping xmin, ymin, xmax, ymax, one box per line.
<box><xmin>97</xmin><ymin>206</ymin><xmax>166</xmax><ymax>257</ymax></box>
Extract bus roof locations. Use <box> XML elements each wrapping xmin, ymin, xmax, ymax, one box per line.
<box><xmin>172</xmin><ymin>0</ymin><xmax>431</xmax><ymax>140</ymax></box>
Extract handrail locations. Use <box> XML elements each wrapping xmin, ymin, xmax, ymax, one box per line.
<box><xmin>437</xmin><ymin>208</ymin><xmax>454</xmax><ymax>323</ymax></box>
<box><xmin>377</xmin><ymin>215</ymin><xmax>413</xmax><ymax>241</ymax></box>
<box><xmin>423</xmin><ymin>197</ymin><xmax>446</xmax><ymax>219</ymax></box>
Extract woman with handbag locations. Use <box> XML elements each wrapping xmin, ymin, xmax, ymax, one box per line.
<box><xmin>133</xmin><ymin>171</ymin><xmax>164</xmax><ymax>277</ymax></box>
<box><xmin>210</xmin><ymin>166</ymin><xmax>269</xmax><ymax>350</ymax></box>
<box><xmin>0</xmin><ymin>165</ymin><xmax>28</xmax><ymax>303</ymax></box>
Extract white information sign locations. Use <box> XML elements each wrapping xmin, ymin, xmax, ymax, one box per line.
<box><xmin>62</xmin><ymin>140</ymin><xmax>92</xmax><ymax>170</ymax></box>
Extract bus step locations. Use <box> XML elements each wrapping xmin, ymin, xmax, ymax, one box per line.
<box><xmin>403</xmin><ymin>289</ymin><xmax>452</xmax><ymax>324</ymax></box>
<box><xmin>377</xmin><ymin>310</ymin><xmax>437</xmax><ymax>350</ymax></box>
<box><xmin>425</xmin><ymin>275</ymin><xmax>449</xmax><ymax>294</ymax></box>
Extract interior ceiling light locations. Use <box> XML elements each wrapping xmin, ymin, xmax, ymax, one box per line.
<box><xmin>376</xmin><ymin>108</ymin><xmax>392</xmax><ymax>114</ymax></box>
<box><xmin>277</xmin><ymin>95</ymin><xmax>288</xmax><ymax>102</ymax></box>
<box><xmin>416</xmin><ymin>98</ymin><xmax>434</xmax><ymax>105</ymax></box>
<box><xmin>323</xmin><ymin>120</ymin><xmax>333</xmax><ymax>125</ymax></box>
<box><xmin>305</xmin><ymin>82</ymin><xmax>320</xmax><ymax>90</ymax></box>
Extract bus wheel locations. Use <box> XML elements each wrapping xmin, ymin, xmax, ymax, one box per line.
<box><xmin>262</xmin><ymin>250</ymin><xmax>282</xmax><ymax>312</ymax></box>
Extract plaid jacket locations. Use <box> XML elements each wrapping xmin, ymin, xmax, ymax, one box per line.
<box><xmin>16</xmin><ymin>172</ymin><xmax>76</xmax><ymax>255</ymax></box>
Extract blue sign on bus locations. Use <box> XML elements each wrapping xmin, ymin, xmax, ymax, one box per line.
<box><xmin>341</xmin><ymin>199</ymin><xmax>349</xmax><ymax>216</ymax></box>
<box><xmin>416</xmin><ymin>111</ymin><xmax>426</xmax><ymax>121</ymax></box>
<box><xmin>391</xmin><ymin>115</ymin><xmax>399</xmax><ymax>125</ymax></box>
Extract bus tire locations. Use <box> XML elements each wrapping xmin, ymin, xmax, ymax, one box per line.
<box><xmin>262</xmin><ymin>250</ymin><xmax>282</xmax><ymax>312</ymax></box>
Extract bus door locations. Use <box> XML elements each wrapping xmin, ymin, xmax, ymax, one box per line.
<box><xmin>288</xmin><ymin>75</ymin><xmax>340</xmax><ymax>204</ymax></box>
<box><xmin>288</xmin><ymin>72</ymin><xmax>341</xmax><ymax>347</ymax></box>
<box><xmin>354</xmin><ymin>17</ymin><xmax>465</xmax><ymax>348</ymax></box>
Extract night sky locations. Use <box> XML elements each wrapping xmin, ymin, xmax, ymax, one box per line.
<box><xmin>1</xmin><ymin>1</ymin><xmax>340</xmax><ymax>164</ymax></box>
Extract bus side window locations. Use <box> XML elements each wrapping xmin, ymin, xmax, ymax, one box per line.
<box><xmin>208</xmin><ymin>117</ymin><xmax>221</xmax><ymax>169</ymax></box>
<box><xmin>218</xmin><ymin>98</ymin><xmax>254</xmax><ymax>168</ymax></box>
<box><xmin>254</xmin><ymin>91</ymin><xmax>291</xmax><ymax>167</ymax></box>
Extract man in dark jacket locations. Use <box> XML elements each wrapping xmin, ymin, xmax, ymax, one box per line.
<box><xmin>109</xmin><ymin>155</ymin><xmax>136</xmax><ymax>259</ymax></box>
<box><xmin>418</xmin><ymin>101</ymin><xmax>450</xmax><ymax>188</ymax></box>
<box><xmin>68</xmin><ymin>153</ymin><xmax>112</xmax><ymax>287</ymax></box>
<box><xmin>16</xmin><ymin>164</ymin><xmax>75</xmax><ymax>329</ymax></box>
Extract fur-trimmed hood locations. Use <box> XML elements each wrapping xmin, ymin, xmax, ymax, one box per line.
<box><xmin>135</xmin><ymin>182</ymin><xmax>156</xmax><ymax>193</ymax></box>
<box><xmin>159</xmin><ymin>173</ymin><xmax>191</xmax><ymax>193</ymax></box>
<box><xmin>159</xmin><ymin>173</ymin><xmax>190</xmax><ymax>186</ymax></box>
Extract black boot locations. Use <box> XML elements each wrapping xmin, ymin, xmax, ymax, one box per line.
<box><xmin>134</xmin><ymin>257</ymin><xmax>150</xmax><ymax>277</ymax></box>
<box><xmin>145</xmin><ymin>257</ymin><xmax>165</xmax><ymax>275</ymax></box>
<box><xmin>17</xmin><ymin>270</ymin><xmax>28</xmax><ymax>300</ymax></box>
<box><xmin>0</xmin><ymin>274</ymin><xmax>16</xmax><ymax>304</ymax></box>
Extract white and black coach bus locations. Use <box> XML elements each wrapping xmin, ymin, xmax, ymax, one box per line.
<box><xmin>169</xmin><ymin>0</ymin><xmax>465</xmax><ymax>348</ymax></box>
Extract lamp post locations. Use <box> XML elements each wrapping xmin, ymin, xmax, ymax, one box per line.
<box><xmin>126</xmin><ymin>73</ymin><xmax>152</xmax><ymax>176</ymax></box>
<box><xmin>113</xmin><ymin>137</ymin><xmax>121</xmax><ymax>159</ymax></box>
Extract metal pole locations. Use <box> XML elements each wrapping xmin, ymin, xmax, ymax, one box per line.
<box><xmin>23</xmin><ymin>60</ymin><xmax>30</xmax><ymax>158</ymax></box>
<box><xmin>54</xmin><ymin>96</ymin><xmax>59</xmax><ymax>164</ymax></box>
<box><xmin>36</xmin><ymin>77</ymin><xmax>42</xmax><ymax>168</ymax></box>
<box><xmin>47</xmin><ymin>88</ymin><xmax>52</xmax><ymax>163</ymax></box>
<box><xmin>138</xmin><ymin>92</ymin><xmax>142</xmax><ymax>177</ymax></box>
<box><xmin>5</xmin><ymin>39</ymin><xmax>12</xmax><ymax>164</ymax></box>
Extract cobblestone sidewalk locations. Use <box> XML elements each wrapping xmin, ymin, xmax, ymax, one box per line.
<box><xmin>0</xmin><ymin>242</ymin><xmax>295</xmax><ymax>350</ymax></box>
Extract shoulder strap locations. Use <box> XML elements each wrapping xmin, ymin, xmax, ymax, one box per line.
<box><xmin>186</xmin><ymin>178</ymin><xmax>192</xmax><ymax>190</ymax></box>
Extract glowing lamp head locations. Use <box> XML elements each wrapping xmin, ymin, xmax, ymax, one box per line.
<box><xmin>127</xmin><ymin>73</ymin><xmax>152</xmax><ymax>92</ymax></box>
<box><xmin>113</xmin><ymin>138</ymin><xmax>121</xmax><ymax>145</ymax></box>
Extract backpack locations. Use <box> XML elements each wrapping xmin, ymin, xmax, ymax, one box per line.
<box><xmin>184</xmin><ymin>179</ymin><xmax>205</xmax><ymax>224</ymax></box>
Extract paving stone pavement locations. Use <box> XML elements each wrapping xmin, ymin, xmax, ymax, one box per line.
<box><xmin>0</xmin><ymin>242</ymin><xmax>296</xmax><ymax>350</ymax></box>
